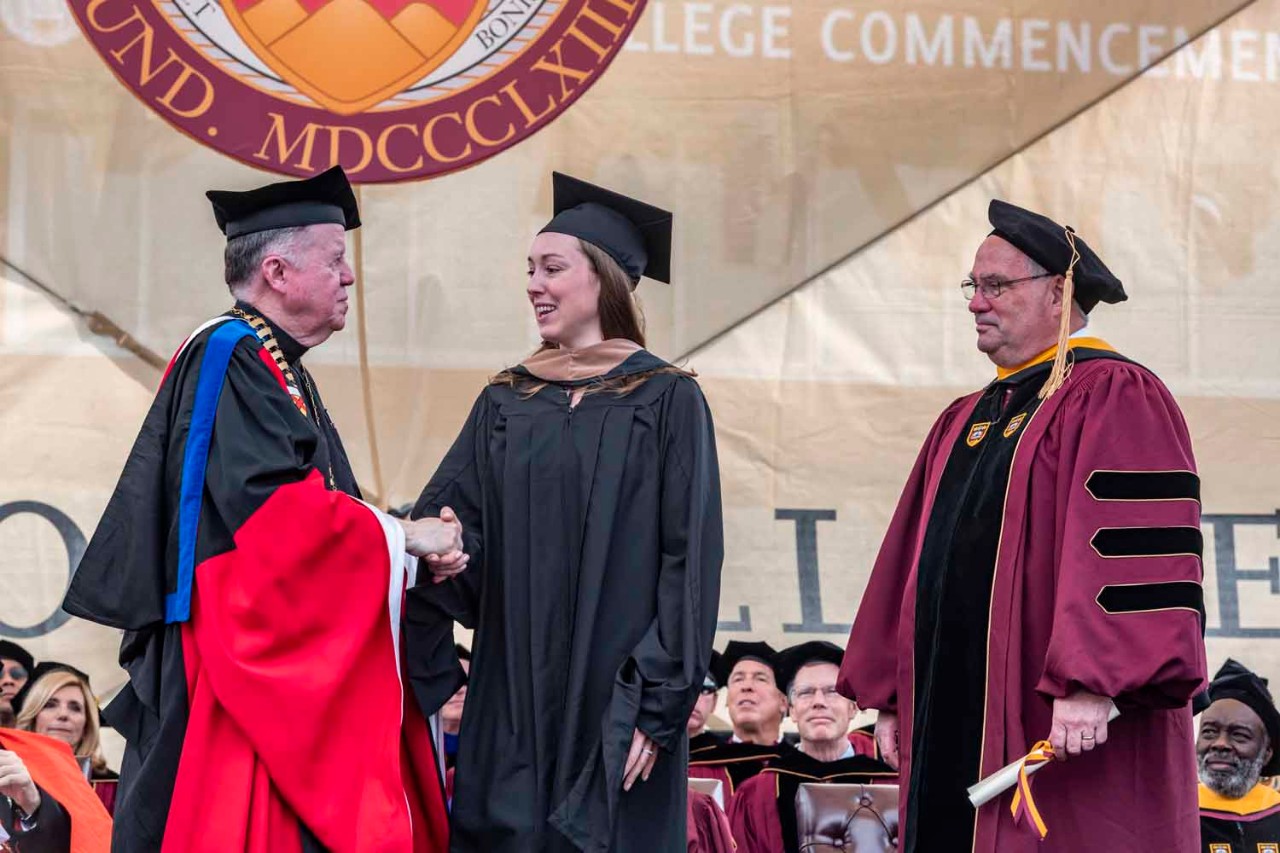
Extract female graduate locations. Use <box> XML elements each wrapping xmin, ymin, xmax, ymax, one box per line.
<box><xmin>407</xmin><ymin>173</ymin><xmax>724</xmax><ymax>852</ymax></box>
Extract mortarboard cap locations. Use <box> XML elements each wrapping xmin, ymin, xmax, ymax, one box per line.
<box><xmin>714</xmin><ymin>641</ymin><xmax>781</xmax><ymax>687</ymax></box>
<box><xmin>206</xmin><ymin>166</ymin><xmax>360</xmax><ymax>239</ymax></box>
<box><xmin>541</xmin><ymin>172</ymin><xmax>673</xmax><ymax>284</ymax></box>
<box><xmin>0</xmin><ymin>640</ymin><xmax>34</xmax><ymax>674</ymax></box>
<box><xmin>776</xmin><ymin>641</ymin><xmax>845</xmax><ymax>694</ymax></box>
<box><xmin>987</xmin><ymin>200</ymin><xmax>1126</xmax><ymax>313</ymax></box>
<box><xmin>1198</xmin><ymin>658</ymin><xmax>1280</xmax><ymax>776</ymax></box>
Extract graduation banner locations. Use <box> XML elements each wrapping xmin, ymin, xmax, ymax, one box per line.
<box><xmin>2</xmin><ymin>0</ymin><xmax>1279</xmax><ymax>739</ymax></box>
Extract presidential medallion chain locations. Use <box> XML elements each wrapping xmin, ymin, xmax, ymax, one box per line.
<box><xmin>228</xmin><ymin>307</ymin><xmax>336</xmax><ymax>489</ymax></box>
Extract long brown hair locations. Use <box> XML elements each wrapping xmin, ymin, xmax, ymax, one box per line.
<box><xmin>493</xmin><ymin>238</ymin><xmax>691</xmax><ymax>396</ymax></box>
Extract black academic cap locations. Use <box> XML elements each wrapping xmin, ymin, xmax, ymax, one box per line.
<box><xmin>776</xmin><ymin>641</ymin><xmax>845</xmax><ymax>694</ymax></box>
<box><xmin>0</xmin><ymin>640</ymin><xmax>34</xmax><ymax>673</ymax></box>
<box><xmin>10</xmin><ymin>661</ymin><xmax>93</xmax><ymax>718</ymax></box>
<box><xmin>703</xmin><ymin>650</ymin><xmax>724</xmax><ymax>690</ymax></box>
<box><xmin>714</xmin><ymin>641</ymin><xmax>780</xmax><ymax>687</ymax></box>
<box><xmin>206</xmin><ymin>166</ymin><xmax>360</xmax><ymax>239</ymax></box>
<box><xmin>1200</xmin><ymin>658</ymin><xmax>1280</xmax><ymax>776</ymax></box>
<box><xmin>987</xmin><ymin>200</ymin><xmax>1126</xmax><ymax>313</ymax></box>
<box><xmin>540</xmin><ymin>172</ymin><xmax>673</xmax><ymax>284</ymax></box>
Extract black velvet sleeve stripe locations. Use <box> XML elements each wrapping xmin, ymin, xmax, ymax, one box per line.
<box><xmin>1090</xmin><ymin>526</ymin><xmax>1203</xmax><ymax>559</ymax></box>
<box><xmin>1085</xmin><ymin>470</ymin><xmax>1200</xmax><ymax>503</ymax></box>
<box><xmin>1096</xmin><ymin>581</ymin><xmax>1205</xmax><ymax>623</ymax></box>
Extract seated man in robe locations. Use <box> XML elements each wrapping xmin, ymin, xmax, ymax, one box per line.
<box><xmin>689</xmin><ymin>650</ymin><xmax>726</xmax><ymax>754</ymax></box>
<box><xmin>690</xmin><ymin>642</ymin><xmax>794</xmax><ymax>808</ymax></box>
<box><xmin>730</xmin><ymin>641</ymin><xmax>895</xmax><ymax>853</ymax></box>
<box><xmin>1198</xmin><ymin>659</ymin><xmax>1280</xmax><ymax>850</ymax></box>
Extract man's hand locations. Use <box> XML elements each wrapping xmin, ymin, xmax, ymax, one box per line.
<box><xmin>1048</xmin><ymin>690</ymin><xmax>1113</xmax><ymax>761</ymax></box>
<box><xmin>0</xmin><ymin>750</ymin><xmax>40</xmax><ymax>816</ymax></box>
<box><xmin>874</xmin><ymin>711</ymin><xmax>900</xmax><ymax>769</ymax></box>
<box><xmin>400</xmin><ymin>508</ymin><xmax>469</xmax><ymax>583</ymax></box>
<box><xmin>622</xmin><ymin>728</ymin><xmax>658</xmax><ymax>792</ymax></box>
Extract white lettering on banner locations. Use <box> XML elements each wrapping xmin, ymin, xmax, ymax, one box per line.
<box><xmin>964</xmin><ymin>16</ymin><xmax>1011</xmax><ymax>68</ymax></box>
<box><xmin>626</xmin><ymin>1</ymin><xmax>790</xmax><ymax>58</ymax></box>
<box><xmin>626</xmin><ymin>4</ymin><xmax>1280</xmax><ymax>84</ymax></box>
<box><xmin>1022</xmin><ymin>18</ymin><xmax>1051</xmax><ymax>72</ymax></box>
<box><xmin>906</xmin><ymin>13</ymin><xmax>953</xmax><ymax>66</ymax></box>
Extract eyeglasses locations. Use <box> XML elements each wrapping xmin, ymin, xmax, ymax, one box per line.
<box><xmin>1</xmin><ymin>665</ymin><xmax>27</xmax><ymax>681</ymax></box>
<box><xmin>961</xmin><ymin>273</ymin><xmax>1055</xmax><ymax>301</ymax></box>
<box><xmin>790</xmin><ymin>685</ymin><xmax>842</xmax><ymax>705</ymax></box>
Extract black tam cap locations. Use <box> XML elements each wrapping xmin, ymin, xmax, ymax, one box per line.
<box><xmin>540</xmin><ymin>172</ymin><xmax>673</xmax><ymax>284</ymax></box>
<box><xmin>207</xmin><ymin>166</ymin><xmax>360</xmax><ymax>239</ymax></box>
<box><xmin>987</xmin><ymin>200</ymin><xmax>1126</xmax><ymax>313</ymax></box>
<box><xmin>776</xmin><ymin>641</ymin><xmax>845</xmax><ymax>694</ymax></box>
<box><xmin>714</xmin><ymin>641</ymin><xmax>780</xmax><ymax>687</ymax></box>
<box><xmin>0</xmin><ymin>641</ymin><xmax>33</xmax><ymax>674</ymax></box>
<box><xmin>10</xmin><ymin>661</ymin><xmax>93</xmax><ymax>718</ymax></box>
<box><xmin>703</xmin><ymin>650</ymin><xmax>724</xmax><ymax>691</ymax></box>
<box><xmin>1197</xmin><ymin>658</ymin><xmax>1280</xmax><ymax>776</ymax></box>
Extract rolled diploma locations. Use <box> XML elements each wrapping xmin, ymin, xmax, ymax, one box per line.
<box><xmin>966</xmin><ymin>702</ymin><xmax>1120</xmax><ymax>808</ymax></box>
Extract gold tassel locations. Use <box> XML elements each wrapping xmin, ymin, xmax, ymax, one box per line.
<box><xmin>1037</xmin><ymin>227</ymin><xmax>1081</xmax><ymax>400</ymax></box>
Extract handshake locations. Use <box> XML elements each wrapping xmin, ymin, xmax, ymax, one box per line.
<box><xmin>397</xmin><ymin>507</ymin><xmax>470</xmax><ymax>584</ymax></box>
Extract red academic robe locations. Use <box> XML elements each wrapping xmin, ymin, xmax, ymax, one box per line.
<box><xmin>64</xmin><ymin>311</ymin><xmax>450</xmax><ymax>852</ymax></box>
<box><xmin>839</xmin><ymin>342</ymin><xmax>1207</xmax><ymax>852</ymax></box>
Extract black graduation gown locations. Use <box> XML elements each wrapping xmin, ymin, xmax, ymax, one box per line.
<box><xmin>62</xmin><ymin>306</ymin><xmax>366</xmax><ymax>852</ymax></box>
<box><xmin>406</xmin><ymin>350</ymin><xmax>725</xmax><ymax>852</ymax></box>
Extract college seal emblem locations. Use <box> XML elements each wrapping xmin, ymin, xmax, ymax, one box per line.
<box><xmin>69</xmin><ymin>0</ymin><xmax>646</xmax><ymax>182</ymax></box>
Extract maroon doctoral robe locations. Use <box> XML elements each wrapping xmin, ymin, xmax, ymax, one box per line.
<box><xmin>728</xmin><ymin>750</ymin><xmax>896</xmax><ymax>853</ymax></box>
<box><xmin>689</xmin><ymin>740</ymin><xmax>795</xmax><ymax>812</ymax></box>
<box><xmin>839</xmin><ymin>340</ymin><xmax>1207</xmax><ymax>852</ymax></box>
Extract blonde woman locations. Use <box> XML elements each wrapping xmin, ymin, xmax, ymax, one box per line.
<box><xmin>15</xmin><ymin>666</ymin><xmax>118</xmax><ymax>814</ymax></box>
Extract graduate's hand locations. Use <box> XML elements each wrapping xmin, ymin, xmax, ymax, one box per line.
<box><xmin>874</xmin><ymin>711</ymin><xmax>900</xmax><ymax>769</ymax></box>
<box><xmin>1049</xmin><ymin>690</ymin><xmax>1112</xmax><ymax>761</ymax></box>
<box><xmin>622</xmin><ymin>728</ymin><xmax>659</xmax><ymax>792</ymax></box>
<box><xmin>0</xmin><ymin>749</ymin><xmax>41</xmax><ymax>815</ymax></box>
<box><xmin>401</xmin><ymin>508</ymin><xmax>465</xmax><ymax>559</ymax></box>
<box><xmin>422</xmin><ymin>507</ymin><xmax>469</xmax><ymax>583</ymax></box>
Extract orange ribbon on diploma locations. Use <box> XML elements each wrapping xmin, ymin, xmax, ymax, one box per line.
<box><xmin>966</xmin><ymin>702</ymin><xmax>1121</xmax><ymax>839</ymax></box>
<box><xmin>1008</xmin><ymin>740</ymin><xmax>1056</xmax><ymax>838</ymax></box>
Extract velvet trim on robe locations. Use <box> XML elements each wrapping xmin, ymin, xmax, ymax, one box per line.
<box><xmin>689</xmin><ymin>741</ymin><xmax>795</xmax><ymax>812</ymax></box>
<box><xmin>728</xmin><ymin>749</ymin><xmax>896</xmax><ymax>853</ymax></box>
<box><xmin>406</xmin><ymin>350</ymin><xmax>724</xmax><ymax>852</ymax></box>
<box><xmin>63</xmin><ymin>313</ymin><xmax>448</xmax><ymax>853</ymax></box>
<box><xmin>1199</xmin><ymin>783</ymin><xmax>1280</xmax><ymax>851</ymax></box>
<box><xmin>838</xmin><ymin>346</ymin><xmax>1207</xmax><ymax>853</ymax></box>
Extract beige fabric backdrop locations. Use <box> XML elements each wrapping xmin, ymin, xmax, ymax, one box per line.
<box><xmin>1</xmin><ymin>0</ymin><xmax>1278</xmax><ymax>735</ymax></box>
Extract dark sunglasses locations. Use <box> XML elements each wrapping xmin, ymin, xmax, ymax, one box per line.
<box><xmin>1</xmin><ymin>665</ymin><xmax>28</xmax><ymax>681</ymax></box>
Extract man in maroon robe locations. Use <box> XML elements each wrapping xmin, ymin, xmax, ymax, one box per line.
<box><xmin>838</xmin><ymin>200</ymin><xmax>1207</xmax><ymax>852</ymax></box>
<box><xmin>731</xmin><ymin>642</ymin><xmax>895</xmax><ymax>852</ymax></box>
<box><xmin>690</xmin><ymin>642</ymin><xmax>794</xmax><ymax>809</ymax></box>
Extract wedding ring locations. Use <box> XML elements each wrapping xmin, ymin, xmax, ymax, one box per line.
<box><xmin>641</xmin><ymin>748</ymin><xmax>654</xmax><ymax>755</ymax></box>
<box><xmin>1081</xmin><ymin>734</ymin><xmax>1095</xmax><ymax>741</ymax></box>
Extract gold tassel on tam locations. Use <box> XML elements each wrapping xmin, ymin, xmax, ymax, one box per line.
<box><xmin>1037</xmin><ymin>227</ymin><xmax>1082</xmax><ymax>400</ymax></box>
